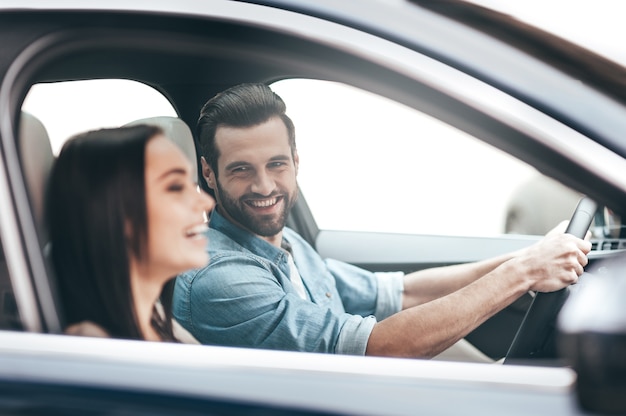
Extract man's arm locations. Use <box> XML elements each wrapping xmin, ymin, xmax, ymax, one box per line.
<box><xmin>174</xmin><ymin>254</ymin><xmax>376</xmax><ymax>354</ymax></box>
<box><xmin>401</xmin><ymin>220</ymin><xmax>572</xmax><ymax>308</ymax></box>
<box><xmin>367</xmin><ymin>232</ymin><xmax>591</xmax><ymax>358</ymax></box>
<box><xmin>400</xmin><ymin>250</ymin><xmax>519</xmax><ymax>309</ymax></box>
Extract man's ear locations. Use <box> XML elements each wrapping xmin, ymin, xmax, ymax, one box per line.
<box><xmin>201</xmin><ymin>156</ymin><xmax>217</xmax><ymax>190</ymax></box>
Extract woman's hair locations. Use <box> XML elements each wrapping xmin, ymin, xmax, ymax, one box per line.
<box><xmin>46</xmin><ymin>124</ymin><xmax>175</xmax><ymax>340</ymax></box>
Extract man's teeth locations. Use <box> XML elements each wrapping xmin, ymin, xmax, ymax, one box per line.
<box><xmin>249</xmin><ymin>198</ymin><xmax>277</xmax><ymax>208</ymax></box>
<box><xmin>186</xmin><ymin>223</ymin><xmax>208</xmax><ymax>238</ymax></box>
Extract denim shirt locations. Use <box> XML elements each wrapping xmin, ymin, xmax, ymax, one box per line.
<box><xmin>173</xmin><ymin>210</ymin><xmax>403</xmax><ymax>355</ymax></box>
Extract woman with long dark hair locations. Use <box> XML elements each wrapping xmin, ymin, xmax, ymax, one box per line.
<box><xmin>46</xmin><ymin>124</ymin><xmax>214</xmax><ymax>341</ymax></box>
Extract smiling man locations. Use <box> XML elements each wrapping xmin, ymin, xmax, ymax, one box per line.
<box><xmin>209</xmin><ymin>116</ymin><xmax>298</xmax><ymax>246</ymax></box>
<box><xmin>172</xmin><ymin>83</ymin><xmax>590</xmax><ymax>358</ymax></box>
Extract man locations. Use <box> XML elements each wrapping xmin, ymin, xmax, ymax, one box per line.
<box><xmin>173</xmin><ymin>83</ymin><xmax>590</xmax><ymax>358</ymax></box>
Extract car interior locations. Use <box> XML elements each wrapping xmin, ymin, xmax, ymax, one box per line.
<box><xmin>2</xmin><ymin>7</ymin><xmax>626</xmax><ymax>370</ymax></box>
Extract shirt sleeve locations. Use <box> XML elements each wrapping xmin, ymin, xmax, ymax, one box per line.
<box><xmin>373</xmin><ymin>271</ymin><xmax>404</xmax><ymax>320</ymax></box>
<box><xmin>174</xmin><ymin>253</ymin><xmax>375</xmax><ymax>355</ymax></box>
<box><xmin>325</xmin><ymin>259</ymin><xmax>404</xmax><ymax>320</ymax></box>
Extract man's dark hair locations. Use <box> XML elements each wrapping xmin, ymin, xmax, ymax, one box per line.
<box><xmin>196</xmin><ymin>83</ymin><xmax>296</xmax><ymax>187</ymax></box>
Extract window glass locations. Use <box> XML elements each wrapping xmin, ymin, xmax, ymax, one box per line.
<box><xmin>272</xmin><ymin>79</ymin><xmax>580</xmax><ymax>237</ymax></box>
<box><xmin>22</xmin><ymin>79</ymin><xmax>177</xmax><ymax>154</ymax></box>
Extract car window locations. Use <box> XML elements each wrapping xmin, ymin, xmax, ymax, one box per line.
<box><xmin>21</xmin><ymin>79</ymin><xmax>177</xmax><ymax>154</ymax></box>
<box><xmin>13</xmin><ymin>79</ymin><xmax>178</xmax><ymax>332</ymax></box>
<box><xmin>272</xmin><ymin>78</ymin><xmax>581</xmax><ymax>237</ymax></box>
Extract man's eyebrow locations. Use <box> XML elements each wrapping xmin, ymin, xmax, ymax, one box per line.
<box><xmin>224</xmin><ymin>155</ymin><xmax>291</xmax><ymax>171</ymax></box>
<box><xmin>224</xmin><ymin>161</ymin><xmax>251</xmax><ymax>171</ymax></box>
<box><xmin>268</xmin><ymin>155</ymin><xmax>291</xmax><ymax>162</ymax></box>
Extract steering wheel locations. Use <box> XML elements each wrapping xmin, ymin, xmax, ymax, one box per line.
<box><xmin>503</xmin><ymin>197</ymin><xmax>598</xmax><ymax>364</ymax></box>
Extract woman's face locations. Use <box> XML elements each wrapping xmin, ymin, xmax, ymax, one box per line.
<box><xmin>141</xmin><ymin>135</ymin><xmax>215</xmax><ymax>280</ymax></box>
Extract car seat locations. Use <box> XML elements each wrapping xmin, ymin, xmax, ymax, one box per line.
<box><xmin>124</xmin><ymin>116</ymin><xmax>198</xmax><ymax>182</ymax></box>
<box><xmin>0</xmin><ymin>112</ymin><xmax>56</xmax><ymax>331</ymax></box>
<box><xmin>19</xmin><ymin>112</ymin><xmax>55</xmax><ymax>246</ymax></box>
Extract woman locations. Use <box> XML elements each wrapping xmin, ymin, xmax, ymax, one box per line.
<box><xmin>46</xmin><ymin>124</ymin><xmax>214</xmax><ymax>341</ymax></box>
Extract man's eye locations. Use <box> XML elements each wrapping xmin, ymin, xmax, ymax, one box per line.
<box><xmin>269</xmin><ymin>162</ymin><xmax>286</xmax><ymax>168</ymax></box>
<box><xmin>231</xmin><ymin>166</ymin><xmax>250</xmax><ymax>174</ymax></box>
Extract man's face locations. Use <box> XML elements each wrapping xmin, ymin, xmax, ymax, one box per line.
<box><xmin>203</xmin><ymin>116</ymin><xmax>299</xmax><ymax>242</ymax></box>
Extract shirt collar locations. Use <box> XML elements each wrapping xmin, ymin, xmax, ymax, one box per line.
<box><xmin>209</xmin><ymin>208</ymin><xmax>289</xmax><ymax>264</ymax></box>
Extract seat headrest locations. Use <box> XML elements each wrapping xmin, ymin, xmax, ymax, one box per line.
<box><xmin>19</xmin><ymin>112</ymin><xmax>54</xmax><ymax>241</ymax></box>
<box><xmin>124</xmin><ymin>116</ymin><xmax>198</xmax><ymax>180</ymax></box>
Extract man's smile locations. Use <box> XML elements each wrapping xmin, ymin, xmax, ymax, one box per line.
<box><xmin>245</xmin><ymin>196</ymin><xmax>283</xmax><ymax>209</ymax></box>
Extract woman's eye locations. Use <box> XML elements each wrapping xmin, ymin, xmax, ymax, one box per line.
<box><xmin>167</xmin><ymin>183</ymin><xmax>185</xmax><ymax>192</ymax></box>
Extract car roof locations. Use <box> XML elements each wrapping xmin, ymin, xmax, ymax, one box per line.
<box><xmin>2</xmin><ymin>0</ymin><xmax>624</xmax><ymax>144</ymax></box>
<box><xmin>1</xmin><ymin>0</ymin><xmax>623</xmax><ymax>95</ymax></box>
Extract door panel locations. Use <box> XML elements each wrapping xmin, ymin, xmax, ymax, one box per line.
<box><xmin>316</xmin><ymin>231</ymin><xmax>540</xmax><ymax>272</ymax></box>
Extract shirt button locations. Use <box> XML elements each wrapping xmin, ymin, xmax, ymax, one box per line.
<box><xmin>325</xmin><ymin>292</ymin><xmax>332</xmax><ymax>298</ymax></box>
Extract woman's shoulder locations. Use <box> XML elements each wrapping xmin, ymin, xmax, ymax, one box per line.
<box><xmin>64</xmin><ymin>321</ymin><xmax>110</xmax><ymax>338</ymax></box>
<box><xmin>65</xmin><ymin>311</ymin><xmax>199</xmax><ymax>344</ymax></box>
<box><xmin>154</xmin><ymin>301</ymin><xmax>199</xmax><ymax>344</ymax></box>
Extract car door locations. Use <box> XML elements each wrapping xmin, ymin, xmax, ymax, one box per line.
<box><xmin>3</xmin><ymin>0</ymin><xmax>626</xmax><ymax>365</ymax></box>
<box><xmin>1</xmin><ymin>3</ymin><xmax>626</xmax><ymax>415</ymax></box>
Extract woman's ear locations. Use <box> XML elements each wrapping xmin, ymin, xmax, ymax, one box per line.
<box><xmin>201</xmin><ymin>157</ymin><xmax>216</xmax><ymax>190</ymax></box>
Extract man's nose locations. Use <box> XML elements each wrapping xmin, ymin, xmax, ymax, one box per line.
<box><xmin>251</xmin><ymin>170</ymin><xmax>275</xmax><ymax>195</ymax></box>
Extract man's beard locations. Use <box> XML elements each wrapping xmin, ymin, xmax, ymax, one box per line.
<box><xmin>216</xmin><ymin>180</ymin><xmax>298</xmax><ymax>237</ymax></box>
